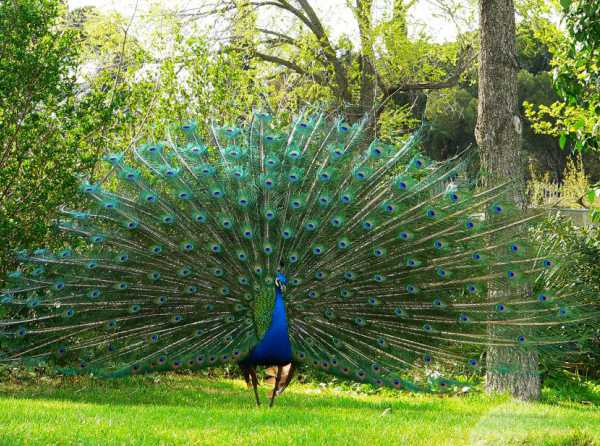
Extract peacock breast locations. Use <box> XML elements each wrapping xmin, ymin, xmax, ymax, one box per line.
<box><xmin>243</xmin><ymin>284</ymin><xmax>292</xmax><ymax>366</ymax></box>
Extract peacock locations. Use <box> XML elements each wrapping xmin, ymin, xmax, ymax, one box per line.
<box><xmin>0</xmin><ymin>108</ymin><xmax>593</xmax><ymax>406</ymax></box>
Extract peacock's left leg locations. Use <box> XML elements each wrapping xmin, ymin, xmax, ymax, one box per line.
<box><xmin>267</xmin><ymin>363</ymin><xmax>296</xmax><ymax>401</ymax></box>
<box><xmin>276</xmin><ymin>363</ymin><xmax>296</xmax><ymax>396</ymax></box>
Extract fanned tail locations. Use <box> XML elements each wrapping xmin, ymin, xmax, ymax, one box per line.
<box><xmin>0</xmin><ymin>108</ymin><xmax>594</xmax><ymax>391</ymax></box>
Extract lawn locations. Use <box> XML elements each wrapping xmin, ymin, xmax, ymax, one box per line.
<box><xmin>0</xmin><ymin>373</ymin><xmax>599</xmax><ymax>446</ymax></box>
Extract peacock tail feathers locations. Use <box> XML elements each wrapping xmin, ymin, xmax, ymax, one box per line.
<box><xmin>0</xmin><ymin>109</ymin><xmax>594</xmax><ymax>390</ymax></box>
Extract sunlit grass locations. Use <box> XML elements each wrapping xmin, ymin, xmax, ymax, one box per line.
<box><xmin>0</xmin><ymin>373</ymin><xmax>598</xmax><ymax>445</ymax></box>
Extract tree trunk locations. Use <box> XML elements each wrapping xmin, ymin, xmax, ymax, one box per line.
<box><xmin>475</xmin><ymin>0</ymin><xmax>541</xmax><ymax>400</ymax></box>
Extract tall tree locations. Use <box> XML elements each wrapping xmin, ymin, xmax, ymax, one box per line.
<box><xmin>475</xmin><ymin>0</ymin><xmax>540</xmax><ymax>399</ymax></box>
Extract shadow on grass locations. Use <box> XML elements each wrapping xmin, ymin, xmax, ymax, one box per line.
<box><xmin>0</xmin><ymin>374</ymin><xmax>453</xmax><ymax>414</ymax></box>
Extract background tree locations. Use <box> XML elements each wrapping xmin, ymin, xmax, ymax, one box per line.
<box><xmin>192</xmin><ymin>0</ymin><xmax>475</xmax><ymax>129</ymax></box>
<box><xmin>524</xmin><ymin>0</ymin><xmax>600</xmax><ymax>218</ymax></box>
<box><xmin>525</xmin><ymin>0</ymin><xmax>599</xmax><ymax>153</ymax></box>
<box><xmin>0</xmin><ymin>0</ymin><xmax>113</xmax><ymax>275</ymax></box>
<box><xmin>0</xmin><ymin>1</ymin><xmax>261</xmax><ymax>278</ymax></box>
<box><xmin>423</xmin><ymin>0</ymin><xmax>587</xmax><ymax>181</ymax></box>
<box><xmin>476</xmin><ymin>0</ymin><xmax>541</xmax><ymax>400</ymax></box>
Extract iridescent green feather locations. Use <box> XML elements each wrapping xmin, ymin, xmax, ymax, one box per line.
<box><xmin>253</xmin><ymin>287</ymin><xmax>276</xmax><ymax>340</ymax></box>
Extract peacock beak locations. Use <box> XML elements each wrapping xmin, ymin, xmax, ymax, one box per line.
<box><xmin>275</xmin><ymin>277</ymin><xmax>286</xmax><ymax>293</ymax></box>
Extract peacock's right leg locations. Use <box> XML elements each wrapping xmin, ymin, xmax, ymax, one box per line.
<box><xmin>240</xmin><ymin>364</ymin><xmax>261</xmax><ymax>406</ymax></box>
<box><xmin>241</xmin><ymin>365</ymin><xmax>251</xmax><ymax>388</ymax></box>
<box><xmin>249</xmin><ymin>367</ymin><xmax>260</xmax><ymax>406</ymax></box>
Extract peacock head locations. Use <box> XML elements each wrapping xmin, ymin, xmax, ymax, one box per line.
<box><xmin>275</xmin><ymin>261</ymin><xmax>287</xmax><ymax>293</ymax></box>
<box><xmin>274</xmin><ymin>272</ymin><xmax>287</xmax><ymax>293</ymax></box>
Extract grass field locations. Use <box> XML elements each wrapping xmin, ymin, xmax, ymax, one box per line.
<box><xmin>0</xmin><ymin>373</ymin><xmax>599</xmax><ymax>446</ymax></box>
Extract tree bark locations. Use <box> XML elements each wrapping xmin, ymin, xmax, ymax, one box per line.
<box><xmin>475</xmin><ymin>0</ymin><xmax>541</xmax><ymax>400</ymax></box>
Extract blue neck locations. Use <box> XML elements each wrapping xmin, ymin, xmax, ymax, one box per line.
<box><xmin>275</xmin><ymin>286</ymin><xmax>284</xmax><ymax>303</ymax></box>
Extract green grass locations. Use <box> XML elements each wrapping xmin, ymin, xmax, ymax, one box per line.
<box><xmin>0</xmin><ymin>373</ymin><xmax>599</xmax><ymax>446</ymax></box>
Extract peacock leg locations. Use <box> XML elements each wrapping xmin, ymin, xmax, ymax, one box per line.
<box><xmin>269</xmin><ymin>366</ymin><xmax>283</xmax><ymax>408</ymax></box>
<box><xmin>249</xmin><ymin>367</ymin><xmax>260</xmax><ymax>406</ymax></box>
<box><xmin>240</xmin><ymin>365</ymin><xmax>251</xmax><ymax>388</ymax></box>
<box><xmin>276</xmin><ymin>363</ymin><xmax>296</xmax><ymax>396</ymax></box>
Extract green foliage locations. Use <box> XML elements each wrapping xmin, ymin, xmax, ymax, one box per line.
<box><xmin>518</xmin><ymin>70</ymin><xmax>569</xmax><ymax>177</ymax></box>
<box><xmin>73</xmin><ymin>6</ymin><xmax>262</xmax><ymax>149</ymax></box>
<box><xmin>551</xmin><ymin>1</ymin><xmax>600</xmax><ymax>220</ymax></box>
<box><xmin>543</xmin><ymin>370</ymin><xmax>600</xmax><ymax>405</ymax></box>
<box><xmin>555</xmin><ymin>0</ymin><xmax>600</xmax><ymax>114</ymax></box>
<box><xmin>424</xmin><ymin>87</ymin><xmax>477</xmax><ymax>160</ymax></box>
<box><xmin>215</xmin><ymin>0</ymin><xmax>477</xmax><ymax>133</ymax></box>
<box><xmin>376</xmin><ymin>105</ymin><xmax>421</xmax><ymax>142</ymax></box>
<box><xmin>528</xmin><ymin>154</ymin><xmax>594</xmax><ymax>208</ymax></box>
<box><xmin>373</xmin><ymin>27</ymin><xmax>466</xmax><ymax>93</ymax></box>
<box><xmin>515</xmin><ymin>0</ymin><xmax>563</xmax><ymax>72</ymax></box>
<box><xmin>0</xmin><ymin>0</ymin><xmax>113</xmax><ymax>276</ymax></box>
<box><xmin>0</xmin><ymin>1</ymin><xmax>270</xmax><ymax>279</ymax></box>
<box><xmin>525</xmin><ymin>0</ymin><xmax>599</xmax><ymax>152</ymax></box>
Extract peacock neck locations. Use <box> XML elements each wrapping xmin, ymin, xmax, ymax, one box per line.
<box><xmin>271</xmin><ymin>288</ymin><xmax>287</xmax><ymax>329</ymax></box>
<box><xmin>274</xmin><ymin>287</ymin><xmax>284</xmax><ymax>305</ymax></box>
